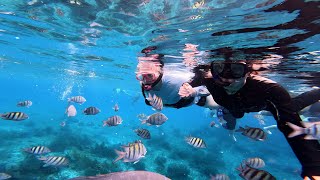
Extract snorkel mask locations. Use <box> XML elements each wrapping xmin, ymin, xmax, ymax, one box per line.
<box><xmin>136</xmin><ymin>72</ymin><xmax>163</xmax><ymax>90</ymax></box>
<box><xmin>210</xmin><ymin>61</ymin><xmax>250</xmax><ymax>87</ymax></box>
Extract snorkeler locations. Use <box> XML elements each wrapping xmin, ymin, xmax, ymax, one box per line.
<box><xmin>179</xmin><ymin>59</ymin><xmax>320</xmax><ymax>178</ymax></box>
<box><xmin>136</xmin><ymin>57</ymin><xmax>219</xmax><ymax>110</ymax></box>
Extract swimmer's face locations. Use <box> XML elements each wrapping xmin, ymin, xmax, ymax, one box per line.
<box><xmin>219</xmin><ymin>74</ymin><xmax>248</xmax><ymax>95</ymax></box>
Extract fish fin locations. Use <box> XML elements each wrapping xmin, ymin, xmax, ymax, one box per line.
<box><xmin>265</xmin><ymin>130</ymin><xmax>272</xmax><ymax>135</ymax></box>
<box><xmin>304</xmin><ymin>135</ymin><xmax>317</xmax><ymax>140</ymax></box>
<box><xmin>102</xmin><ymin>121</ymin><xmax>107</xmax><ymax>127</ymax></box>
<box><xmin>133</xmin><ymin>160</ymin><xmax>140</xmax><ymax>164</ymax></box>
<box><xmin>235</xmin><ymin>127</ymin><xmax>244</xmax><ymax>132</ymax></box>
<box><xmin>43</xmin><ymin>163</ymin><xmax>50</xmax><ymax>167</ymax></box>
<box><xmin>156</xmin><ymin>125</ymin><xmax>160</xmax><ymax>127</ymax></box>
<box><xmin>287</xmin><ymin>122</ymin><xmax>304</xmax><ymax>138</ymax></box>
<box><xmin>37</xmin><ymin>156</ymin><xmax>47</xmax><ymax>161</ymax></box>
<box><xmin>113</xmin><ymin>149</ymin><xmax>125</xmax><ymax>163</ymax></box>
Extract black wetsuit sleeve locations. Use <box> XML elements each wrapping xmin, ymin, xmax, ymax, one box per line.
<box><xmin>289</xmin><ymin>88</ymin><xmax>320</xmax><ymax>112</ymax></box>
<box><xmin>266</xmin><ymin>84</ymin><xmax>320</xmax><ymax>177</ymax></box>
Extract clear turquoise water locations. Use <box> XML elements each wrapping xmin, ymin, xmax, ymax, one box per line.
<box><xmin>0</xmin><ymin>0</ymin><xmax>319</xmax><ymax>179</ymax></box>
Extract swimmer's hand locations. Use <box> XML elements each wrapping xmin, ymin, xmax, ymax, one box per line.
<box><xmin>179</xmin><ymin>83</ymin><xmax>197</xmax><ymax>98</ymax></box>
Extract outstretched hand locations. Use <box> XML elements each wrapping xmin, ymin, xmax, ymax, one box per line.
<box><xmin>178</xmin><ymin>83</ymin><xmax>196</xmax><ymax>98</ymax></box>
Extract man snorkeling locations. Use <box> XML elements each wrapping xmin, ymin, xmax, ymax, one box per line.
<box><xmin>179</xmin><ymin>58</ymin><xmax>320</xmax><ymax>179</ymax></box>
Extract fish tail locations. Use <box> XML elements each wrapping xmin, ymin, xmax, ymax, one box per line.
<box><xmin>141</xmin><ymin>120</ymin><xmax>147</xmax><ymax>124</ymax></box>
<box><xmin>235</xmin><ymin>126</ymin><xmax>244</xmax><ymax>132</ymax></box>
<box><xmin>67</xmin><ymin>98</ymin><xmax>71</xmax><ymax>102</ymax></box>
<box><xmin>113</xmin><ymin>149</ymin><xmax>125</xmax><ymax>163</ymax></box>
<box><xmin>287</xmin><ymin>122</ymin><xmax>304</xmax><ymax>138</ymax></box>
<box><xmin>300</xmin><ymin>121</ymin><xmax>320</xmax><ymax>128</ymax></box>
<box><xmin>37</xmin><ymin>156</ymin><xmax>47</xmax><ymax>161</ymax></box>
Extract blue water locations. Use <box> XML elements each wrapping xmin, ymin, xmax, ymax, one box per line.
<box><xmin>1</xmin><ymin>0</ymin><xmax>319</xmax><ymax>179</ymax></box>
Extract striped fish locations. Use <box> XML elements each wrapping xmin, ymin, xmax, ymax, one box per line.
<box><xmin>17</xmin><ymin>100</ymin><xmax>32</xmax><ymax>107</ymax></box>
<box><xmin>103</xmin><ymin>115</ymin><xmax>122</xmax><ymax>127</ymax></box>
<box><xmin>237</xmin><ymin>164</ymin><xmax>276</xmax><ymax>180</ymax></box>
<box><xmin>83</xmin><ymin>106</ymin><xmax>100</xmax><ymax>115</ymax></box>
<box><xmin>0</xmin><ymin>112</ymin><xmax>28</xmax><ymax>121</ymax></box>
<box><xmin>134</xmin><ymin>129</ymin><xmax>151</xmax><ymax>139</ymax></box>
<box><xmin>24</xmin><ymin>146</ymin><xmax>51</xmax><ymax>155</ymax></box>
<box><xmin>68</xmin><ymin>96</ymin><xmax>86</xmax><ymax>104</ymax></box>
<box><xmin>287</xmin><ymin>122</ymin><xmax>320</xmax><ymax>140</ymax></box>
<box><xmin>38</xmin><ymin>156</ymin><xmax>69</xmax><ymax>167</ymax></box>
<box><xmin>141</xmin><ymin>112</ymin><xmax>168</xmax><ymax>127</ymax></box>
<box><xmin>211</xmin><ymin>174</ymin><xmax>230</xmax><ymax>180</ymax></box>
<box><xmin>243</xmin><ymin>157</ymin><xmax>265</xmax><ymax>169</ymax></box>
<box><xmin>236</xmin><ymin>126</ymin><xmax>267</xmax><ymax>141</ymax></box>
<box><xmin>185</xmin><ymin>136</ymin><xmax>206</xmax><ymax>148</ymax></box>
<box><xmin>146</xmin><ymin>93</ymin><xmax>163</xmax><ymax>111</ymax></box>
<box><xmin>114</xmin><ymin>140</ymin><xmax>147</xmax><ymax>164</ymax></box>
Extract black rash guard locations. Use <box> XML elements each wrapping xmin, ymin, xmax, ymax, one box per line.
<box><xmin>189</xmin><ymin>73</ymin><xmax>320</xmax><ymax>177</ymax></box>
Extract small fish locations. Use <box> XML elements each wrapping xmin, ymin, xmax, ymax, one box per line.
<box><xmin>65</xmin><ymin>104</ymin><xmax>77</xmax><ymax>117</ymax></box>
<box><xmin>185</xmin><ymin>136</ymin><xmax>206</xmax><ymax>148</ymax></box>
<box><xmin>113</xmin><ymin>103</ymin><xmax>119</xmax><ymax>112</ymax></box>
<box><xmin>242</xmin><ymin>157</ymin><xmax>265</xmax><ymax>169</ymax></box>
<box><xmin>0</xmin><ymin>112</ymin><xmax>28</xmax><ymax>121</ymax></box>
<box><xmin>210</xmin><ymin>174</ymin><xmax>230</xmax><ymax>180</ymax></box>
<box><xmin>287</xmin><ymin>121</ymin><xmax>320</xmax><ymax>140</ymax></box>
<box><xmin>146</xmin><ymin>93</ymin><xmax>163</xmax><ymax>111</ymax></box>
<box><xmin>83</xmin><ymin>106</ymin><xmax>100</xmax><ymax>115</ymax></box>
<box><xmin>134</xmin><ymin>129</ymin><xmax>151</xmax><ymax>139</ymax></box>
<box><xmin>114</xmin><ymin>140</ymin><xmax>147</xmax><ymax>164</ymax></box>
<box><xmin>141</xmin><ymin>112</ymin><xmax>168</xmax><ymax>127</ymax></box>
<box><xmin>38</xmin><ymin>156</ymin><xmax>69</xmax><ymax>167</ymax></box>
<box><xmin>24</xmin><ymin>146</ymin><xmax>51</xmax><ymax>155</ymax></box>
<box><xmin>236</xmin><ymin>126</ymin><xmax>267</xmax><ymax>141</ymax></box>
<box><xmin>17</xmin><ymin>100</ymin><xmax>32</xmax><ymax>107</ymax></box>
<box><xmin>0</xmin><ymin>173</ymin><xmax>11</xmax><ymax>180</ymax></box>
<box><xmin>60</xmin><ymin>121</ymin><xmax>66</xmax><ymax>127</ymax></box>
<box><xmin>103</xmin><ymin>115</ymin><xmax>122</xmax><ymax>127</ymax></box>
<box><xmin>68</xmin><ymin>96</ymin><xmax>86</xmax><ymax>104</ymax></box>
<box><xmin>237</xmin><ymin>164</ymin><xmax>276</xmax><ymax>180</ymax></box>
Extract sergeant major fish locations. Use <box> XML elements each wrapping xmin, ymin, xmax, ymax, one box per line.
<box><xmin>242</xmin><ymin>157</ymin><xmax>265</xmax><ymax>169</ymax></box>
<box><xmin>141</xmin><ymin>112</ymin><xmax>168</xmax><ymax>127</ymax></box>
<box><xmin>17</xmin><ymin>100</ymin><xmax>32</xmax><ymax>107</ymax></box>
<box><xmin>68</xmin><ymin>96</ymin><xmax>86</xmax><ymax>104</ymax></box>
<box><xmin>24</xmin><ymin>146</ymin><xmax>51</xmax><ymax>155</ymax></box>
<box><xmin>287</xmin><ymin>121</ymin><xmax>320</xmax><ymax>140</ymax></box>
<box><xmin>185</xmin><ymin>136</ymin><xmax>206</xmax><ymax>148</ymax></box>
<box><xmin>134</xmin><ymin>129</ymin><xmax>151</xmax><ymax>139</ymax></box>
<box><xmin>237</xmin><ymin>164</ymin><xmax>276</xmax><ymax>180</ymax></box>
<box><xmin>114</xmin><ymin>140</ymin><xmax>147</xmax><ymax>164</ymax></box>
<box><xmin>83</xmin><ymin>106</ymin><xmax>100</xmax><ymax>115</ymax></box>
<box><xmin>236</xmin><ymin>126</ymin><xmax>267</xmax><ymax>141</ymax></box>
<box><xmin>103</xmin><ymin>115</ymin><xmax>122</xmax><ymax>127</ymax></box>
<box><xmin>0</xmin><ymin>112</ymin><xmax>28</xmax><ymax>121</ymax></box>
<box><xmin>38</xmin><ymin>156</ymin><xmax>69</xmax><ymax>167</ymax></box>
<box><xmin>146</xmin><ymin>93</ymin><xmax>163</xmax><ymax>111</ymax></box>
